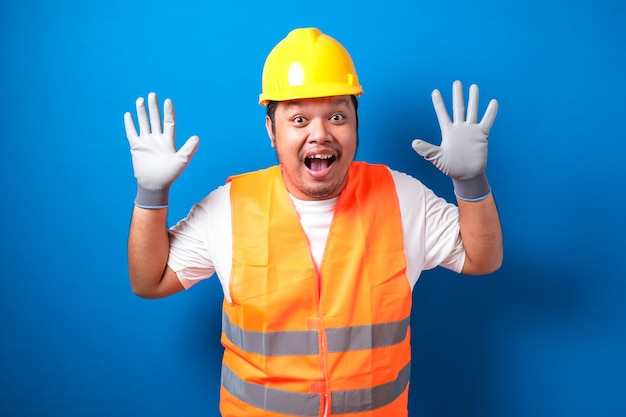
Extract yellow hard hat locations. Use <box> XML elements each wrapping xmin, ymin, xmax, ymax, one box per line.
<box><xmin>259</xmin><ymin>28</ymin><xmax>363</xmax><ymax>105</ymax></box>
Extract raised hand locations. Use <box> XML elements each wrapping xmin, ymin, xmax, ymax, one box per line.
<box><xmin>412</xmin><ymin>80</ymin><xmax>498</xmax><ymax>200</ymax></box>
<box><xmin>124</xmin><ymin>92</ymin><xmax>199</xmax><ymax>208</ymax></box>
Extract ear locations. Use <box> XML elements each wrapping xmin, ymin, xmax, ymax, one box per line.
<box><xmin>265</xmin><ymin>115</ymin><xmax>276</xmax><ymax>148</ymax></box>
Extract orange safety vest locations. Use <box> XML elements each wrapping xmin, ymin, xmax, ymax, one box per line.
<box><xmin>221</xmin><ymin>162</ymin><xmax>412</xmax><ymax>417</ymax></box>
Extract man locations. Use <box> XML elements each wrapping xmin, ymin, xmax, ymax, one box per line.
<box><xmin>125</xmin><ymin>28</ymin><xmax>502</xmax><ymax>417</ymax></box>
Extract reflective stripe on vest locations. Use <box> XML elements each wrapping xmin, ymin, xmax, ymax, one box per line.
<box><xmin>223</xmin><ymin>312</ymin><xmax>410</xmax><ymax>356</ymax></box>
<box><xmin>222</xmin><ymin>362</ymin><xmax>411</xmax><ymax>416</ymax></box>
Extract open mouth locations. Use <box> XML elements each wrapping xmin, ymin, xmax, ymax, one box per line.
<box><xmin>304</xmin><ymin>154</ymin><xmax>336</xmax><ymax>172</ymax></box>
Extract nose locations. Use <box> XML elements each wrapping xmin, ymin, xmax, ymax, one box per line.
<box><xmin>306</xmin><ymin>118</ymin><xmax>332</xmax><ymax>144</ymax></box>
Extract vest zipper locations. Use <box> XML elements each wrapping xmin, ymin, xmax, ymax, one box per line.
<box><xmin>315</xmin><ymin>266</ymin><xmax>330</xmax><ymax>417</ymax></box>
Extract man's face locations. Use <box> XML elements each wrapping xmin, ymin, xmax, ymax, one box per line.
<box><xmin>266</xmin><ymin>96</ymin><xmax>358</xmax><ymax>201</ymax></box>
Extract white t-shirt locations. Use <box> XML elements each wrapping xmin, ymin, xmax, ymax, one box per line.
<box><xmin>167</xmin><ymin>167</ymin><xmax>465</xmax><ymax>302</ymax></box>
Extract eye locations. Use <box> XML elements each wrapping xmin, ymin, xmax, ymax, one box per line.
<box><xmin>330</xmin><ymin>113</ymin><xmax>345</xmax><ymax>122</ymax></box>
<box><xmin>293</xmin><ymin>116</ymin><xmax>306</xmax><ymax>124</ymax></box>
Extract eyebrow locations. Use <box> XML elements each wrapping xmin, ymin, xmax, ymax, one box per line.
<box><xmin>283</xmin><ymin>97</ymin><xmax>351</xmax><ymax>111</ymax></box>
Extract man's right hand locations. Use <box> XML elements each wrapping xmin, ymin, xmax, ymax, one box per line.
<box><xmin>124</xmin><ymin>92</ymin><xmax>200</xmax><ymax>208</ymax></box>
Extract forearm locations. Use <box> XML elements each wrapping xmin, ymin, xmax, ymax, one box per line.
<box><xmin>458</xmin><ymin>193</ymin><xmax>503</xmax><ymax>275</ymax></box>
<box><xmin>127</xmin><ymin>206</ymin><xmax>176</xmax><ymax>297</ymax></box>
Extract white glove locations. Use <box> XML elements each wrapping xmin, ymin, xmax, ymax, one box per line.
<box><xmin>124</xmin><ymin>92</ymin><xmax>199</xmax><ymax>208</ymax></box>
<box><xmin>412</xmin><ymin>80</ymin><xmax>498</xmax><ymax>200</ymax></box>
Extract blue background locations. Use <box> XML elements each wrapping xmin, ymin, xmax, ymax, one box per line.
<box><xmin>1</xmin><ymin>0</ymin><xmax>625</xmax><ymax>416</ymax></box>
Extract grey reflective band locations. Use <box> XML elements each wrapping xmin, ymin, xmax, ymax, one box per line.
<box><xmin>222</xmin><ymin>364</ymin><xmax>321</xmax><ymax>416</ymax></box>
<box><xmin>223</xmin><ymin>313</ymin><xmax>410</xmax><ymax>356</ymax></box>
<box><xmin>326</xmin><ymin>317</ymin><xmax>410</xmax><ymax>352</ymax></box>
<box><xmin>222</xmin><ymin>313</ymin><xmax>320</xmax><ymax>356</ymax></box>
<box><xmin>331</xmin><ymin>362</ymin><xmax>411</xmax><ymax>414</ymax></box>
<box><xmin>221</xmin><ymin>362</ymin><xmax>411</xmax><ymax>415</ymax></box>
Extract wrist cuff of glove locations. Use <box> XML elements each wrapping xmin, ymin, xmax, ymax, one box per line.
<box><xmin>135</xmin><ymin>185</ymin><xmax>169</xmax><ymax>209</ymax></box>
<box><xmin>452</xmin><ymin>173</ymin><xmax>491</xmax><ymax>202</ymax></box>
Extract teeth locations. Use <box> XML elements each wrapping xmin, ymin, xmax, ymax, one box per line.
<box><xmin>308</xmin><ymin>154</ymin><xmax>332</xmax><ymax>159</ymax></box>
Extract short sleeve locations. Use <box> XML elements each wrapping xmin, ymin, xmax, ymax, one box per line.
<box><xmin>167</xmin><ymin>184</ymin><xmax>232</xmax><ymax>290</ymax></box>
<box><xmin>390</xmin><ymin>169</ymin><xmax>465</xmax><ymax>288</ymax></box>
